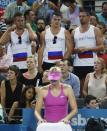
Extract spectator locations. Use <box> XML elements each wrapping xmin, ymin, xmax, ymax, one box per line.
<box><xmin>4</xmin><ymin>0</ymin><xmax>30</xmax><ymax>24</ymax></box>
<box><xmin>56</xmin><ymin>60</ymin><xmax>80</xmax><ymax>98</ymax></box>
<box><xmin>0</xmin><ymin>12</ymin><xmax>36</xmax><ymax>73</ymax></box>
<box><xmin>97</xmin><ymin>22</ymin><xmax>107</xmax><ymax>47</ymax></box>
<box><xmin>85</xmin><ymin>118</ymin><xmax>105</xmax><ymax>131</ymax></box>
<box><xmin>84</xmin><ymin>95</ymin><xmax>99</xmax><ymax>109</ymax></box>
<box><xmin>0</xmin><ymin>46</ymin><xmax>13</xmax><ymax>83</ymax></box>
<box><xmin>96</xmin><ymin>2</ymin><xmax>107</xmax><ymax>29</ymax></box>
<box><xmin>35</xmin><ymin>18</ymin><xmax>46</xmax><ymax>53</ymax></box>
<box><xmin>72</xmin><ymin>8</ymin><xmax>104</xmax><ymax>97</ymax></box>
<box><xmin>82</xmin><ymin>0</ymin><xmax>95</xmax><ymax>12</ymax></box>
<box><xmin>19</xmin><ymin>56</ymin><xmax>42</xmax><ymax>87</ymax></box>
<box><xmin>1</xmin><ymin>65</ymin><xmax>23</xmax><ymax>114</ymax></box>
<box><xmin>97</xmin><ymin>22</ymin><xmax>107</xmax><ymax>66</ymax></box>
<box><xmin>83</xmin><ymin>57</ymin><xmax>107</xmax><ymax>99</ymax></box>
<box><xmin>61</xmin><ymin>0</ymin><xmax>80</xmax><ymax>28</ymax></box>
<box><xmin>32</xmin><ymin>0</ymin><xmax>57</xmax><ymax>25</ymax></box>
<box><xmin>37</xmin><ymin>18</ymin><xmax>46</xmax><ymax>34</ymax></box>
<box><xmin>24</xmin><ymin>9</ymin><xmax>37</xmax><ymax>32</ymax></box>
<box><xmin>35</xmin><ymin>66</ymin><xmax>77</xmax><ymax>131</ymax></box>
<box><xmin>90</xmin><ymin>13</ymin><xmax>99</xmax><ymax>27</ymax></box>
<box><xmin>8</xmin><ymin>85</ymin><xmax>36</xmax><ymax>123</ymax></box>
<box><xmin>38</xmin><ymin>11</ymin><xmax>73</xmax><ymax>72</ymax></box>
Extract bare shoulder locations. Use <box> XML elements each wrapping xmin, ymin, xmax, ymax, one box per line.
<box><xmin>62</xmin><ymin>83</ymin><xmax>73</xmax><ymax>94</ymax></box>
<box><xmin>39</xmin><ymin>85</ymin><xmax>49</xmax><ymax>97</ymax></box>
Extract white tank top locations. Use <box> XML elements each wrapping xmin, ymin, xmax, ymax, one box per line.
<box><xmin>10</xmin><ymin>29</ymin><xmax>32</xmax><ymax>69</ymax></box>
<box><xmin>43</xmin><ymin>27</ymin><xmax>65</xmax><ymax>63</ymax></box>
<box><xmin>88</xmin><ymin>73</ymin><xmax>107</xmax><ymax>99</ymax></box>
<box><xmin>73</xmin><ymin>25</ymin><xmax>97</xmax><ymax>66</ymax></box>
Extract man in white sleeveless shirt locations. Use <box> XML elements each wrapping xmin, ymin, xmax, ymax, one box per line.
<box><xmin>0</xmin><ymin>12</ymin><xmax>36</xmax><ymax>73</ymax></box>
<box><xmin>71</xmin><ymin>8</ymin><xmax>104</xmax><ymax>97</ymax></box>
<box><xmin>38</xmin><ymin>11</ymin><xmax>73</xmax><ymax>72</ymax></box>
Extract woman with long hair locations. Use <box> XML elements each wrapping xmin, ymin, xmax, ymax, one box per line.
<box><xmin>83</xmin><ymin>57</ymin><xmax>107</xmax><ymax>99</ymax></box>
<box><xmin>8</xmin><ymin>85</ymin><xmax>36</xmax><ymax>123</ymax></box>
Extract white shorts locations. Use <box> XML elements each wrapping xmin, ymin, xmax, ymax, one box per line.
<box><xmin>36</xmin><ymin>122</ymin><xmax>72</xmax><ymax>131</ymax></box>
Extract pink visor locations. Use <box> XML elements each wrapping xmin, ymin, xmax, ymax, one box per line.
<box><xmin>48</xmin><ymin>72</ymin><xmax>62</xmax><ymax>80</ymax></box>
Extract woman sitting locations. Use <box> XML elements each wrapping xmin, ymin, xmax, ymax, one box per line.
<box><xmin>83</xmin><ymin>57</ymin><xmax>107</xmax><ymax>100</ymax></box>
<box><xmin>8</xmin><ymin>85</ymin><xmax>36</xmax><ymax>123</ymax></box>
<box><xmin>19</xmin><ymin>56</ymin><xmax>42</xmax><ymax>87</ymax></box>
<box><xmin>35</xmin><ymin>66</ymin><xmax>77</xmax><ymax>131</ymax></box>
<box><xmin>1</xmin><ymin>65</ymin><xmax>23</xmax><ymax>114</ymax></box>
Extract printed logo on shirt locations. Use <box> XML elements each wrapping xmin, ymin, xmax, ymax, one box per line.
<box><xmin>48</xmin><ymin>51</ymin><xmax>63</xmax><ymax>60</ymax></box>
<box><xmin>78</xmin><ymin>51</ymin><xmax>93</xmax><ymax>59</ymax></box>
<box><xmin>13</xmin><ymin>52</ymin><xmax>27</xmax><ymax>62</ymax></box>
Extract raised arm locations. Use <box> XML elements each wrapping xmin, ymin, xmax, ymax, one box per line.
<box><xmin>64</xmin><ymin>30</ymin><xmax>73</xmax><ymax>59</ymax></box>
<box><xmin>0</xmin><ymin>26</ymin><xmax>12</xmax><ymax>45</ymax></box>
<box><xmin>26</xmin><ymin>23</ymin><xmax>37</xmax><ymax>41</ymax></box>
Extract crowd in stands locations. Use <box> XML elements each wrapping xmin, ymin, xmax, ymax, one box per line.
<box><xmin>0</xmin><ymin>0</ymin><xmax>107</xmax><ymax>127</ymax></box>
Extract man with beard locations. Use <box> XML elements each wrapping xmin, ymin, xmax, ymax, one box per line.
<box><xmin>72</xmin><ymin>8</ymin><xmax>104</xmax><ymax>97</ymax></box>
<box><xmin>38</xmin><ymin>11</ymin><xmax>73</xmax><ymax>72</ymax></box>
<box><xmin>36</xmin><ymin>18</ymin><xmax>46</xmax><ymax>52</ymax></box>
<box><xmin>0</xmin><ymin>12</ymin><xmax>36</xmax><ymax>73</ymax></box>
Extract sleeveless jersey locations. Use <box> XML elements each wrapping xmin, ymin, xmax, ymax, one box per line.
<box><xmin>43</xmin><ymin>27</ymin><xmax>65</xmax><ymax>63</ymax></box>
<box><xmin>73</xmin><ymin>25</ymin><xmax>97</xmax><ymax>66</ymax></box>
<box><xmin>10</xmin><ymin>29</ymin><xmax>32</xmax><ymax>69</ymax></box>
<box><xmin>88</xmin><ymin>72</ymin><xmax>107</xmax><ymax>99</ymax></box>
<box><xmin>43</xmin><ymin>84</ymin><xmax>68</xmax><ymax>122</ymax></box>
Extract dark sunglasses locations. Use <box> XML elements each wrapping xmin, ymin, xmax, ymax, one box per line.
<box><xmin>50</xmin><ymin>80</ymin><xmax>58</xmax><ymax>83</ymax></box>
<box><xmin>18</xmin><ymin>36</ymin><xmax>22</xmax><ymax>44</ymax></box>
<box><xmin>53</xmin><ymin>36</ymin><xmax>57</xmax><ymax>44</ymax></box>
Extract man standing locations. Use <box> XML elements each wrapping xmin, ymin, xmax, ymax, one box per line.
<box><xmin>72</xmin><ymin>8</ymin><xmax>104</xmax><ymax>96</ymax></box>
<box><xmin>0</xmin><ymin>12</ymin><xmax>36</xmax><ymax>73</ymax></box>
<box><xmin>38</xmin><ymin>12</ymin><xmax>73</xmax><ymax>72</ymax></box>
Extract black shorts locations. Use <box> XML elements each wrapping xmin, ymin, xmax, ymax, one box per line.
<box><xmin>73</xmin><ymin>66</ymin><xmax>94</xmax><ymax>80</ymax></box>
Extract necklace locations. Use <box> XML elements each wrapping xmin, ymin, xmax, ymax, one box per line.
<box><xmin>94</xmin><ymin>73</ymin><xmax>103</xmax><ymax>80</ymax></box>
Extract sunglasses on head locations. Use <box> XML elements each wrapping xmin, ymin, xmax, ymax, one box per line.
<box><xmin>53</xmin><ymin>36</ymin><xmax>57</xmax><ymax>44</ymax></box>
<box><xmin>18</xmin><ymin>36</ymin><xmax>22</xmax><ymax>44</ymax></box>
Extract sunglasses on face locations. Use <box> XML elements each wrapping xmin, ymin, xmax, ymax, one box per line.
<box><xmin>53</xmin><ymin>36</ymin><xmax>57</xmax><ymax>44</ymax></box>
<box><xmin>50</xmin><ymin>80</ymin><xmax>58</xmax><ymax>83</ymax></box>
<box><xmin>18</xmin><ymin>36</ymin><xmax>22</xmax><ymax>44</ymax></box>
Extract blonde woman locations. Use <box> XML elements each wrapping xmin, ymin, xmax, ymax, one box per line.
<box><xmin>83</xmin><ymin>57</ymin><xmax>107</xmax><ymax>99</ymax></box>
<box><xmin>19</xmin><ymin>56</ymin><xmax>42</xmax><ymax>87</ymax></box>
<box><xmin>35</xmin><ymin>66</ymin><xmax>77</xmax><ymax>131</ymax></box>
